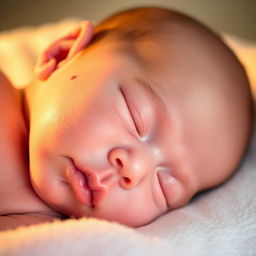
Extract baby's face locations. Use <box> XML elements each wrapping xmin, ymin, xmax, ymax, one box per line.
<box><xmin>28</xmin><ymin>40</ymin><xmax>227</xmax><ymax>227</ymax></box>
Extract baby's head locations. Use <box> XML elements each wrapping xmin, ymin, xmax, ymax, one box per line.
<box><xmin>24</xmin><ymin>7</ymin><xmax>254</xmax><ymax>227</ymax></box>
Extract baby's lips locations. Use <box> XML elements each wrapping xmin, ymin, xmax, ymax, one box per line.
<box><xmin>66</xmin><ymin>163</ymin><xmax>92</xmax><ymax>207</ymax></box>
<box><xmin>70</xmin><ymin>158</ymin><xmax>107</xmax><ymax>207</ymax></box>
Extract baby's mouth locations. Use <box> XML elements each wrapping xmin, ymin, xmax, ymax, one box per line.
<box><xmin>66</xmin><ymin>158</ymin><xmax>106</xmax><ymax>208</ymax></box>
<box><xmin>66</xmin><ymin>162</ymin><xmax>93</xmax><ymax>207</ymax></box>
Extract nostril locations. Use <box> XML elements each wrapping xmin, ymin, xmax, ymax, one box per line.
<box><xmin>115</xmin><ymin>158</ymin><xmax>123</xmax><ymax>167</ymax></box>
<box><xmin>123</xmin><ymin>176</ymin><xmax>131</xmax><ymax>184</ymax></box>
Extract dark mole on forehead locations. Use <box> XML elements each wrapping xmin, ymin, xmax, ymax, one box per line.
<box><xmin>70</xmin><ymin>75</ymin><xmax>78</xmax><ymax>80</ymax></box>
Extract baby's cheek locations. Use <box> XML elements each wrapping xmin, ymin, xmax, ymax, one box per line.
<box><xmin>158</xmin><ymin>171</ymin><xmax>192</xmax><ymax>209</ymax></box>
<box><xmin>90</xmin><ymin>187</ymin><xmax>164</xmax><ymax>227</ymax></box>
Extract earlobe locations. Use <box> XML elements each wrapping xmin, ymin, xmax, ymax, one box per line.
<box><xmin>34</xmin><ymin>58</ymin><xmax>57</xmax><ymax>81</ymax></box>
<box><xmin>34</xmin><ymin>21</ymin><xmax>94</xmax><ymax>81</ymax></box>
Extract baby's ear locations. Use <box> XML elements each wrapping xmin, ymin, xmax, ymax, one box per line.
<box><xmin>34</xmin><ymin>21</ymin><xmax>94</xmax><ymax>81</ymax></box>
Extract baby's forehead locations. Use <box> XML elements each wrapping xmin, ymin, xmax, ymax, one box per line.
<box><xmin>81</xmin><ymin>26</ymin><xmax>233</xmax><ymax>99</ymax></box>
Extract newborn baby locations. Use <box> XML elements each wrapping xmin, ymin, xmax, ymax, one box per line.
<box><xmin>0</xmin><ymin>7</ymin><xmax>254</xmax><ymax>230</ymax></box>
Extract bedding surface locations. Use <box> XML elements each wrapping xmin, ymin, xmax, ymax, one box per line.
<box><xmin>0</xmin><ymin>20</ymin><xmax>255</xmax><ymax>256</ymax></box>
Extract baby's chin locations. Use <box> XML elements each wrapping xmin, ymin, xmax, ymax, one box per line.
<box><xmin>82</xmin><ymin>207</ymin><xmax>165</xmax><ymax>228</ymax></box>
<box><xmin>53</xmin><ymin>204</ymin><xmax>159</xmax><ymax>227</ymax></box>
<box><xmin>85</xmin><ymin>213</ymin><xmax>155</xmax><ymax>228</ymax></box>
<box><xmin>101</xmin><ymin>215</ymin><xmax>159</xmax><ymax>228</ymax></box>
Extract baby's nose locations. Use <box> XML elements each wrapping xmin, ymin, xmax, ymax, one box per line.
<box><xmin>108</xmin><ymin>147</ymin><xmax>157</xmax><ymax>189</ymax></box>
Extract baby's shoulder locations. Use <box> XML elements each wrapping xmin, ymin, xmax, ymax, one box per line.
<box><xmin>0</xmin><ymin>71</ymin><xmax>25</xmax><ymax>132</ymax></box>
<box><xmin>0</xmin><ymin>70</ymin><xmax>27</xmax><ymax>147</ymax></box>
<box><xmin>0</xmin><ymin>70</ymin><xmax>23</xmax><ymax>114</ymax></box>
<box><xmin>0</xmin><ymin>70</ymin><xmax>29</xmax><ymax>214</ymax></box>
<box><xmin>0</xmin><ymin>70</ymin><xmax>27</xmax><ymax>168</ymax></box>
<box><xmin>0</xmin><ymin>71</ymin><xmax>60</xmax><ymax>218</ymax></box>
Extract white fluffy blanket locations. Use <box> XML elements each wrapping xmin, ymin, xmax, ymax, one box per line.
<box><xmin>0</xmin><ymin>20</ymin><xmax>255</xmax><ymax>256</ymax></box>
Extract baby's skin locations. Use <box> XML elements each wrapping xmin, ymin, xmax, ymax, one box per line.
<box><xmin>0</xmin><ymin>7</ymin><xmax>253</xmax><ymax>230</ymax></box>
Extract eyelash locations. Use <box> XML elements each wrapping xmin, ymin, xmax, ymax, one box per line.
<box><xmin>120</xmin><ymin>88</ymin><xmax>144</xmax><ymax>137</ymax></box>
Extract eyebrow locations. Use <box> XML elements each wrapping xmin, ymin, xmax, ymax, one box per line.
<box><xmin>134</xmin><ymin>77</ymin><xmax>164</xmax><ymax>107</ymax></box>
<box><xmin>135</xmin><ymin>77</ymin><xmax>173</xmax><ymax>133</ymax></box>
